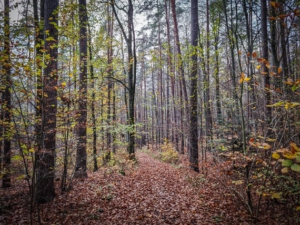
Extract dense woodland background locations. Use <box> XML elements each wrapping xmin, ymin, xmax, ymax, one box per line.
<box><xmin>1</xmin><ymin>0</ymin><xmax>300</xmax><ymax>224</ymax></box>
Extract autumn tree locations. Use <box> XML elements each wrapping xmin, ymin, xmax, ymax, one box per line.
<box><xmin>111</xmin><ymin>0</ymin><xmax>137</xmax><ymax>160</ymax></box>
<box><xmin>36</xmin><ymin>0</ymin><xmax>59</xmax><ymax>203</ymax></box>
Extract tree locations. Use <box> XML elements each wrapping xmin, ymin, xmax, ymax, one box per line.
<box><xmin>111</xmin><ymin>0</ymin><xmax>137</xmax><ymax>160</ymax></box>
<box><xmin>189</xmin><ymin>0</ymin><xmax>199</xmax><ymax>172</ymax></box>
<box><xmin>170</xmin><ymin>0</ymin><xmax>187</xmax><ymax>154</ymax></box>
<box><xmin>2</xmin><ymin>0</ymin><xmax>12</xmax><ymax>188</ymax></box>
<box><xmin>74</xmin><ymin>0</ymin><xmax>88</xmax><ymax>178</ymax></box>
<box><xmin>260</xmin><ymin>0</ymin><xmax>271</xmax><ymax>121</ymax></box>
<box><xmin>36</xmin><ymin>0</ymin><xmax>59</xmax><ymax>203</ymax></box>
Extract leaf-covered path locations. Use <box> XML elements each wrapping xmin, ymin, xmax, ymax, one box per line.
<box><xmin>2</xmin><ymin>151</ymin><xmax>278</xmax><ymax>224</ymax></box>
<box><xmin>99</xmin><ymin>152</ymin><xmax>213</xmax><ymax>224</ymax></box>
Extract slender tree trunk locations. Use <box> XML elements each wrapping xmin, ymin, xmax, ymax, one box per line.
<box><xmin>88</xmin><ymin>21</ymin><xmax>98</xmax><ymax>172</ymax></box>
<box><xmin>2</xmin><ymin>0</ymin><xmax>11</xmax><ymax>188</ymax></box>
<box><xmin>164</xmin><ymin>0</ymin><xmax>173</xmax><ymax>143</ymax></box>
<box><xmin>189</xmin><ymin>0</ymin><xmax>199</xmax><ymax>172</ymax></box>
<box><xmin>204</xmin><ymin>0</ymin><xmax>212</xmax><ymax>151</ymax></box>
<box><xmin>170</xmin><ymin>0</ymin><xmax>186</xmax><ymax>153</ymax></box>
<box><xmin>211</xmin><ymin>10</ymin><xmax>222</xmax><ymax>127</ymax></box>
<box><xmin>260</xmin><ymin>0</ymin><xmax>271</xmax><ymax>121</ymax></box>
<box><xmin>36</xmin><ymin>0</ymin><xmax>59</xmax><ymax>203</ymax></box>
<box><xmin>111</xmin><ymin>0</ymin><xmax>136</xmax><ymax>159</ymax></box>
<box><xmin>157</xmin><ymin>0</ymin><xmax>164</xmax><ymax>144</ymax></box>
<box><xmin>106</xmin><ymin>4</ymin><xmax>113</xmax><ymax>162</ymax></box>
<box><xmin>33</xmin><ymin>0</ymin><xmax>44</xmax><ymax>154</ymax></box>
<box><xmin>74</xmin><ymin>0</ymin><xmax>88</xmax><ymax>178</ymax></box>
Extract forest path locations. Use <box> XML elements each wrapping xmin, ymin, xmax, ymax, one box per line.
<box><xmin>1</xmin><ymin>151</ymin><xmax>252</xmax><ymax>225</ymax></box>
<box><xmin>95</xmin><ymin>151</ymin><xmax>226</xmax><ymax>224</ymax></box>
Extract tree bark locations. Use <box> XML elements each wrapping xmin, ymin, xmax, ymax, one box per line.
<box><xmin>36</xmin><ymin>0</ymin><xmax>59</xmax><ymax>203</ymax></box>
<box><xmin>260</xmin><ymin>0</ymin><xmax>271</xmax><ymax>121</ymax></box>
<box><xmin>74</xmin><ymin>0</ymin><xmax>88</xmax><ymax>178</ymax></box>
<box><xmin>111</xmin><ymin>0</ymin><xmax>136</xmax><ymax>160</ymax></box>
<box><xmin>2</xmin><ymin>0</ymin><xmax>12</xmax><ymax>188</ymax></box>
<box><xmin>170</xmin><ymin>0</ymin><xmax>186</xmax><ymax>153</ymax></box>
<box><xmin>189</xmin><ymin>0</ymin><xmax>199</xmax><ymax>172</ymax></box>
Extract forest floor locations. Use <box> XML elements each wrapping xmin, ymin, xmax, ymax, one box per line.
<box><xmin>0</xmin><ymin>149</ymin><xmax>292</xmax><ymax>225</ymax></box>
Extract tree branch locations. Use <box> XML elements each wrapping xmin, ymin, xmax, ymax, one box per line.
<box><xmin>105</xmin><ymin>76</ymin><xmax>129</xmax><ymax>91</ymax></box>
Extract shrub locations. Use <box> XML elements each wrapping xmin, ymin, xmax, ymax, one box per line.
<box><xmin>160</xmin><ymin>141</ymin><xmax>179</xmax><ymax>164</ymax></box>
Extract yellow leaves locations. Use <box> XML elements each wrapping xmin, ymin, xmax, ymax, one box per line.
<box><xmin>24</xmin><ymin>66</ymin><xmax>30</xmax><ymax>71</ymax></box>
<box><xmin>267</xmin><ymin>101</ymin><xmax>300</xmax><ymax>109</ymax></box>
<box><xmin>283</xmin><ymin>151</ymin><xmax>296</xmax><ymax>159</ymax></box>
<box><xmin>285</xmin><ymin>78</ymin><xmax>294</xmax><ymax>85</ymax></box>
<box><xmin>272</xmin><ymin>152</ymin><xmax>280</xmax><ymax>159</ymax></box>
<box><xmin>61</xmin><ymin>82</ymin><xmax>67</xmax><ymax>88</ymax></box>
<box><xmin>290</xmin><ymin>142</ymin><xmax>300</xmax><ymax>152</ymax></box>
<box><xmin>271</xmin><ymin>192</ymin><xmax>282</xmax><ymax>199</ymax></box>
<box><xmin>239</xmin><ymin>72</ymin><xmax>245</xmax><ymax>84</ymax></box>
<box><xmin>256</xmin><ymin>65</ymin><xmax>261</xmax><ymax>70</ymax></box>
<box><xmin>266</xmin><ymin>138</ymin><xmax>276</xmax><ymax>142</ymax></box>
<box><xmin>239</xmin><ymin>72</ymin><xmax>251</xmax><ymax>84</ymax></box>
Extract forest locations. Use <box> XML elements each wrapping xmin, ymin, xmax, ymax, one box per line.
<box><xmin>0</xmin><ymin>0</ymin><xmax>300</xmax><ymax>224</ymax></box>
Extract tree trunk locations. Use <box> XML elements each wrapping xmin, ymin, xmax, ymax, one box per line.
<box><xmin>105</xmin><ymin>4</ymin><xmax>113</xmax><ymax>162</ymax></box>
<box><xmin>170</xmin><ymin>0</ymin><xmax>186</xmax><ymax>153</ymax></box>
<box><xmin>88</xmin><ymin>21</ymin><xmax>98</xmax><ymax>172</ymax></box>
<box><xmin>260</xmin><ymin>0</ymin><xmax>271</xmax><ymax>121</ymax></box>
<box><xmin>204</xmin><ymin>0</ymin><xmax>212</xmax><ymax>150</ymax></box>
<box><xmin>36</xmin><ymin>0</ymin><xmax>59</xmax><ymax>203</ymax></box>
<box><xmin>74</xmin><ymin>0</ymin><xmax>88</xmax><ymax>178</ymax></box>
<box><xmin>111</xmin><ymin>0</ymin><xmax>136</xmax><ymax>160</ymax></box>
<box><xmin>189</xmin><ymin>0</ymin><xmax>199</xmax><ymax>172</ymax></box>
<box><xmin>2</xmin><ymin>0</ymin><xmax>12</xmax><ymax>188</ymax></box>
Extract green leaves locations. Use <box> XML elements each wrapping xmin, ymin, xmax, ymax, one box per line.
<box><xmin>282</xmin><ymin>159</ymin><xmax>293</xmax><ymax>167</ymax></box>
<box><xmin>291</xmin><ymin>164</ymin><xmax>300</xmax><ymax>172</ymax></box>
<box><xmin>272</xmin><ymin>143</ymin><xmax>300</xmax><ymax>173</ymax></box>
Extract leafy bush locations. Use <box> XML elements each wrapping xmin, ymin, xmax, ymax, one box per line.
<box><xmin>159</xmin><ymin>141</ymin><xmax>179</xmax><ymax>164</ymax></box>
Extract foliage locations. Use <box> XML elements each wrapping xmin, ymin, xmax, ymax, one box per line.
<box><xmin>159</xmin><ymin>141</ymin><xmax>179</xmax><ymax>164</ymax></box>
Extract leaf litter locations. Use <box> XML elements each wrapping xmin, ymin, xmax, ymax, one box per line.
<box><xmin>0</xmin><ymin>151</ymin><xmax>291</xmax><ymax>224</ymax></box>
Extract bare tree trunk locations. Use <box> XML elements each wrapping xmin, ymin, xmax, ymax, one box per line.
<box><xmin>189</xmin><ymin>0</ymin><xmax>199</xmax><ymax>172</ymax></box>
<box><xmin>260</xmin><ymin>0</ymin><xmax>271</xmax><ymax>121</ymax></box>
<box><xmin>2</xmin><ymin>0</ymin><xmax>11</xmax><ymax>188</ymax></box>
<box><xmin>105</xmin><ymin>4</ymin><xmax>113</xmax><ymax>162</ymax></box>
<box><xmin>112</xmin><ymin>0</ymin><xmax>136</xmax><ymax>159</ymax></box>
<box><xmin>88</xmin><ymin>21</ymin><xmax>98</xmax><ymax>172</ymax></box>
<box><xmin>204</xmin><ymin>0</ymin><xmax>212</xmax><ymax>151</ymax></box>
<box><xmin>74</xmin><ymin>0</ymin><xmax>88</xmax><ymax>178</ymax></box>
<box><xmin>170</xmin><ymin>0</ymin><xmax>187</xmax><ymax>153</ymax></box>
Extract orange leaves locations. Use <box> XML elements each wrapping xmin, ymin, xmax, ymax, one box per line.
<box><xmin>249</xmin><ymin>138</ymin><xmax>272</xmax><ymax>150</ymax></box>
<box><xmin>270</xmin><ymin>1</ymin><xmax>280</xmax><ymax>8</ymax></box>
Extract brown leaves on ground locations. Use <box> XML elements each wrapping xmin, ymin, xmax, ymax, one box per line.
<box><xmin>0</xmin><ymin>151</ymin><xmax>287</xmax><ymax>224</ymax></box>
